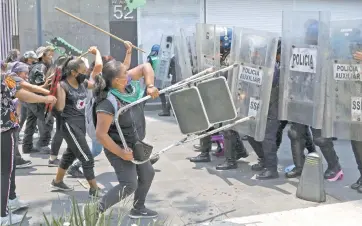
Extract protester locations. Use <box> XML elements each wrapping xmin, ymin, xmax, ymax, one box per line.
<box><xmin>1</xmin><ymin>72</ymin><xmax>56</xmax><ymax>225</ymax></box>
<box><xmin>91</xmin><ymin>58</ymin><xmax>159</xmax><ymax>220</ymax></box>
<box><xmin>50</xmin><ymin>47</ymin><xmax>103</xmax><ymax>198</ymax></box>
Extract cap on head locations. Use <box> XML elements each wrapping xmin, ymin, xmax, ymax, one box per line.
<box><xmin>11</xmin><ymin>62</ymin><xmax>29</xmax><ymax>73</ymax></box>
<box><xmin>23</xmin><ymin>51</ymin><xmax>38</xmax><ymax>60</ymax></box>
<box><xmin>35</xmin><ymin>46</ymin><xmax>55</xmax><ymax>59</ymax></box>
<box><xmin>150</xmin><ymin>44</ymin><xmax>160</xmax><ymax>55</ymax></box>
<box><xmin>220</xmin><ymin>28</ymin><xmax>233</xmax><ymax>49</ymax></box>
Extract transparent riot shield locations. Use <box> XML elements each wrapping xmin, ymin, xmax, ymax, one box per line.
<box><xmin>228</xmin><ymin>27</ymin><xmax>279</xmax><ymax>141</ymax></box>
<box><xmin>186</xmin><ymin>34</ymin><xmax>198</xmax><ymax>74</ymax></box>
<box><xmin>174</xmin><ymin>31</ymin><xmax>193</xmax><ymax>82</ymax></box>
<box><xmin>155</xmin><ymin>34</ymin><xmax>174</xmax><ymax>89</ymax></box>
<box><xmin>279</xmin><ymin>11</ymin><xmax>331</xmax><ymax>129</ymax></box>
<box><xmin>322</xmin><ymin>19</ymin><xmax>362</xmax><ymax>141</ymax></box>
<box><xmin>196</xmin><ymin>23</ymin><xmax>220</xmax><ymax>71</ymax></box>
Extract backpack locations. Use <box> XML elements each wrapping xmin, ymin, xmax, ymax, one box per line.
<box><xmin>85</xmin><ymin>93</ymin><xmax>118</xmax><ymax>141</ymax></box>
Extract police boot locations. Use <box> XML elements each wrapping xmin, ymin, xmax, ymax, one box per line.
<box><xmin>351</xmin><ymin>177</ymin><xmax>362</xmax><ymax>190</ymax></box>
<box><xmin>256</xmin><ymin>169</ymin><xmax>279</xmax><ymax>180</ymax></box>
<box><xmin>158</xmin><ymin>94</ymin><xmax>170</xmax><ymax>117</ymax></box>
<box><xmin>251</xmin><ymin>158</ymin><xmax>265</xmax><ymax>171</ymax></box>
<box><xmin>189</xmin><ymin>136</ymin><xmax>211</xmax><ymax>163</ymax></box>
<box><xmin>216</xmin><ymin>131</ymin><xmax>238</xmax><ymax>170</ymax></box>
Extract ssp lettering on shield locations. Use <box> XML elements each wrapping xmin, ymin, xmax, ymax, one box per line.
<box><xmin>248</xmin><ymin>97</ymin><xmax>260</xmax><ymax>117</ymax></box>
<box><xmin>351</xmin><ymin>97</ymin><xmax>362</xmax><ymax>121</ymax></box>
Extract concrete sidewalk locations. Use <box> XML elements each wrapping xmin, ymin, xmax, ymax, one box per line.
<box><xmin>14</xmin><ymin>111</ymin><xmax>362</xmax><ymax>225</ymax></box>
<box><xmin>201</xmin><ymin>200</ymin><xmax>362</xmax><ymax>226</ymax></box>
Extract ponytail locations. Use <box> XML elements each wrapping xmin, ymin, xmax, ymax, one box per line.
<box><xmin>93</xmin><ymin>74</ymin><xmax>108</xmax><ymax>104</ymax></box>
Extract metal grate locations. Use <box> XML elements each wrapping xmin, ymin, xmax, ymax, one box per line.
<box><xmin>1</xmin><ymin>0</ymin><xmax>19</xmax><ymax>60</ymax></box>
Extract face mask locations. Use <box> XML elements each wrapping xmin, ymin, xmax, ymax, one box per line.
<box><xmin>76</xmin><ymin>73</ymin><xmax>87</xmax><ymax>84</ymax></box>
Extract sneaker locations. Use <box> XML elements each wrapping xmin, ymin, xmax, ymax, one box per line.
<box><xmin>48</xmin><ymin>158</ymin><xmax>60</xmax><ymax>167</ymax></box>
<box><xmin>15</xmin><ymin>158</ymin><xmax>32</xmax><ymax>169</ymax></box>
<box><xmin>89</xmin><ymin>188</ymin><xmax>105</xmax><ymax>198</ymax></box>
<box><xmin>0</xmin><ymin>213</ymin><xmax>24</xmax><ymax>225</ymax></box>
<box><xmin>8</xmin><ymin>197</ymin><xmax>29</xmax><ymax>212</ymax></box>
<box><xmin>128</xmin><ymin>207</ymin><xmax>158</xmax><ymax>219</ymax></box>
<box><xmin>51</xmin><ymin>179</ymin><xmax>73</xmax><ymax>192</ymax></box>
<box><xmin>66</xmin><ymin>166</ymin><xmax>84</xmax><ymax>178</ymax></box>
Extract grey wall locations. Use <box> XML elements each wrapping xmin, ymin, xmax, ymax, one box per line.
<box><xmin>18</xmin><ymin>0</ymin><xmax>110</xmax><ymax>57</ymax></box>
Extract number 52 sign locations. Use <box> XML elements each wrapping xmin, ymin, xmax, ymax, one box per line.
<box><xmin>110</xmin><ymin>1</ymin><xmax>137</xmax><ymax>22</ymax></box>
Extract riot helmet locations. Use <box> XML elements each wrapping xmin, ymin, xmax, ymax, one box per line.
<box><xmin>305</xmin><ymin>19</ymin><xmax>319</xmax><ymax>45</ymax></box>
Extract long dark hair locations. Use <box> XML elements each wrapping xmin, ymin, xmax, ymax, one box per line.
<box><xmin>94</xmin><ymin>60</ymin><xmax>124</xmax><ymax>103</ymax></box>
<box><xmin>59</xmin><ymin>56</ymin><xmax>84</xmax><ymax>80</ymax></box>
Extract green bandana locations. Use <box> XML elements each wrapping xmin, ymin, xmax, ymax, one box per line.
<box><xmin>110</xmin><ymin>80</ymin><xmax>144</xmax><ymax>104</ymax></box>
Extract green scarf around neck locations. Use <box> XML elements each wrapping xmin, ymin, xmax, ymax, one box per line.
<box><xmin>110</xmin><ymin>80</ymin><xmax>144</xmax><ymax>104</ymax></box>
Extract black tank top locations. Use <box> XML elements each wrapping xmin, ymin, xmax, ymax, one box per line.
<box><xmin>61</xmin><ymin>80</ymin><xmax>88</xmax><ymax>128</ymax></box>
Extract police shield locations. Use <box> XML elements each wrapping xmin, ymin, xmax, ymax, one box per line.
<box><xmin>196</xmin><ymin>23</ymin><xmax>221</xmax><ymax>71</ymax></box>
<box><xmin>279</xmin><ymin>11</ymin><xmax>330</xmax><ymax>129</ymax></box>
<box><xmin>186</xmin><ymin>34</ymin><xmax>198</xmax><ymax>74</ymax></box>
<box><xmin>322</xmin><ymin>19</ymin><xmax>362</xmax><ymax>141</ymax></box>
<box><xmin>155</xmin><ymin>34</ymin><xmax>174</xmax><ymax>89</ymax></box>
<box><xmin>228</xmin><ymin>27</ymin><xmax>279</xmax><ymax>141</ymax></box>
<box><xmin>174</xmin><ymin>31</ymin><xmax>193</xmax><ymax>82</ymax></box>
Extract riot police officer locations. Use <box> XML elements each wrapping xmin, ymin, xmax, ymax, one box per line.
<box><xmin>188</xmin><ymin>28</ymin><xmax>248</xmax><ymax>165</ymax></box>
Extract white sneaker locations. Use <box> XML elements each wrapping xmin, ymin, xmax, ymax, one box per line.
<box><xmin>0</xmin><ymin>213</ymin><xmax>24</xmax><ymax>225</ymax></box>
<box><xmin>8</xmin><ymin>197</ymin><xmax>29</xmax><ymax>212</ymax></box>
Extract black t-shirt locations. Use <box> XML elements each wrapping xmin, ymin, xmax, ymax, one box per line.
<box><xmin>95</xmin><ymin>96</ymin><xmax>146</xmax><ymax>148</ymax></box>
<box><xmin>61</xmin><ymin>80</ymin><xmax>88</xmax><ymax>127</ymax></box>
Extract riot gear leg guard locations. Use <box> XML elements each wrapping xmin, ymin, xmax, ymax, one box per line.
<box><xmin>216</xmin><ymin>130</ymin><xmax>238</xmax><ymax>170</ymax></box>
<box><xmin>305</xmin><ymin>127</ymin><xmax>316</xmax><ymax>154</ymax></box>
<box><xmin>276</xmin><ymin>120</ymin><xmax>288</xmax><ymax>149</ymax></box>
<box><xmin>286</xmin><ymin>123</ymin><xmax>307</xmax><ymax>178</ymax></box>
<box><xmin>158</xmin><ymin>93</ymin><xmax>170</xmax><ymax>117</ymax></box>
<box><xmin>350</xmin><ymin>140</ymin><xmax>362</xmax><ymax>192</ymax></box>
<box><xmin>312</xmin><ymin>129</ymin><xmax>343</xmax><ymax>181</ymax></box>
<box><xmin>231</xmin><ymin>130</ymin><xmax>248</xmax><ymax>159</ymax></box>
<box><xmin>189</xmin><ymin>135</ymin><xmax>212</xmax><ymax>163</ymax></box>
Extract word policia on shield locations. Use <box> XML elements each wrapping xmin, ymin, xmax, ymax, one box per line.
<box><xmin>289</xmin><ymin>47</ymin><xmax>317</xmax><ymax>73</ymax></box>
<box><xmin>54</xmin><ymin>7</ymin><xmax>146</xmax><ymax>53</ymax></box>
<box><xmin>334</xmin><ymin>64</ymin><xmax>362</xmax><ymax>81</ymax></box>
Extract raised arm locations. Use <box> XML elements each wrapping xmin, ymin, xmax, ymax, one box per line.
<box><xmin>88</xmin><ymin>46</ymin><xmax>103</xmax><ymax>81</ymax></box>
<box><xmin>122</xmin><ymin>41</ymin><xmax>133</xmax><ymax>71</ymax></box>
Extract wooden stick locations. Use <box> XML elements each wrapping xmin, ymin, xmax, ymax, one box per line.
<box><xmin>77</xmin><ymin>51</ymin><xmax>88</xmax><ymax>59</ymax></box>
<box><xmin>55</xmin><ymin>7</ymin><xmax>146</xmax><ymax>53</ymax></box>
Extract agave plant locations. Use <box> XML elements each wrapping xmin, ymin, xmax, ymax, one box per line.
<box><xmin>41</xmin><ymin>196</ymin><xmax>168</xmax><ymax>226</ymax></box>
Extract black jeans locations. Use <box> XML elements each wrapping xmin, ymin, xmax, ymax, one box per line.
<box><xmin>22</xmin><ymin>103</ymin><xmax>54</xmax><ymax>151</ymax></box>
<box><xmin>100</xmin><ymin>148</ymin><xmax>155</xmax><ymax>212</ymax></box>
<box><xmin>59</xmin><ymin>120</ymin><xmax>95</xmax><ymax>181</ymax></box>
<box><xmin>247</xmin><ymin>119</ymin><xmax>279</xmax><ymax>171</ymax></box>
<box><xmin>1</xmin><ymin>129</ymin><xmax>16</xmax><ymax>217</ymax></box>
<box><xmin>351</xmin><ymin>140</ymin><xmax>362</xmax><ymax>177</ymax></box>
<box><xmin>50</xmin><ymin>110</ymin><xmax>63</xmax><ymax>156</ymax></box>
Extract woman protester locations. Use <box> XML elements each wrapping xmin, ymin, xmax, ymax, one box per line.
<box><xmin>10</xmin><ymin>61</ymin><xmax>52</xmax><ymax>168</ymax></box>
<box><xmin>1</xmin><ymin>72</ymin><xmax>57</xmax><ymax>225</ymax></box>
<box><xmin>89</xmin><ymin>57</ymin><xmax>160</xmax><ymax>219</ymax></box>
<box><xmin>50</xmin><ymin>47</ymin><xmax>103</xmax><ymax>198</ymax></box>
